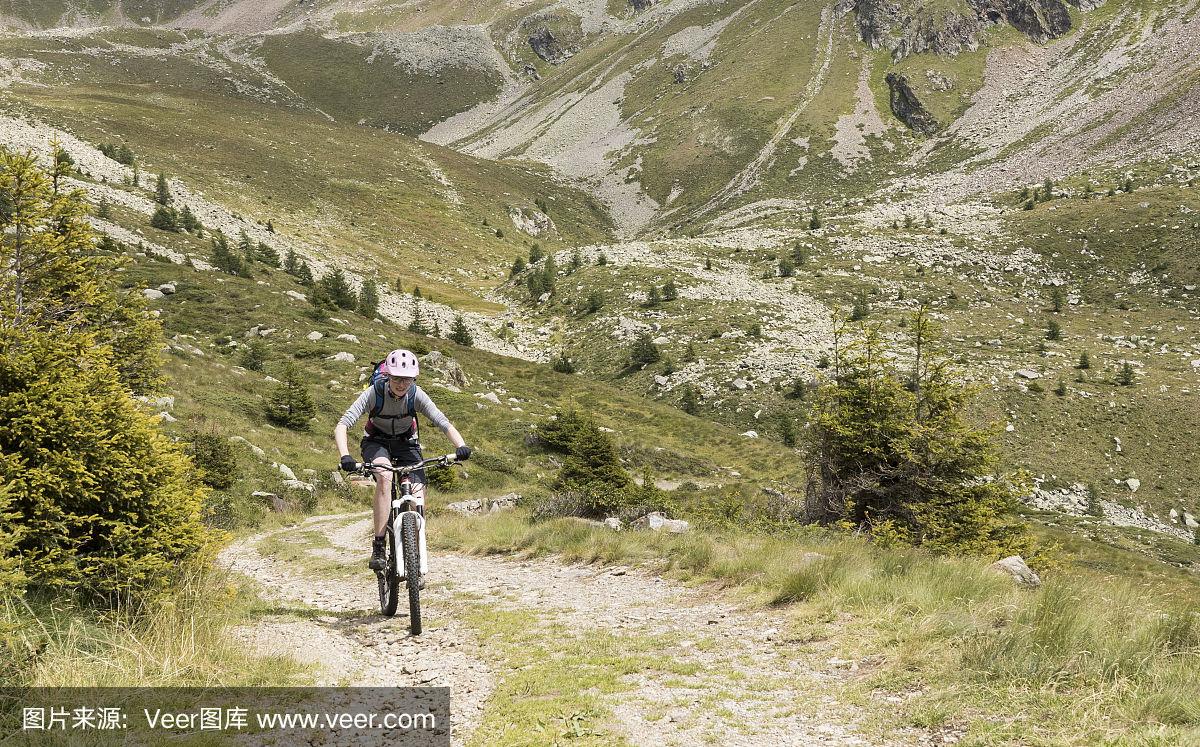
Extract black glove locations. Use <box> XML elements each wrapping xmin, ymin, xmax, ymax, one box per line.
<box><xmin>339</xmin><ymin>455</ymin><xmax>358</xmax><ymax>472</ymax></box>
<box><xmin>455</xmin><ymin>445</ymin><xmax>473</xmax><ymax>462</ymax></box>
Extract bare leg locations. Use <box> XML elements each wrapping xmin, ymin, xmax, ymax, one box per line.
<box><xmin>371</xmin><ymin>456</ymin><xmax>392</xmax><ymax>536</ymax></box>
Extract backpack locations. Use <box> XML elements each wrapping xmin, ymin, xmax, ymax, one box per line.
<box><xmin>366</xmin><ymin>359</ymin><xmax>417</xmax><ymax>438</ymax></box>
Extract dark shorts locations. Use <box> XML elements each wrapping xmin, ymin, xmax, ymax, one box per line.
<box><xmin>361</xmin><ymin>436</ymin><xmax>426</xmax><ymax>486</ymax></box>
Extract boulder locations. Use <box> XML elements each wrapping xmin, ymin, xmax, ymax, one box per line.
<box><xmin>1170</xmin><ymin>508</ymin><xmax>1180</xmax><ymax>522</ymax></box>
<box><xmin>336</xmin><ymin>333</ymin><xmax>359</xmax><ymax>343</ymax></box>
<box><xmin>286</xmin><ymin>290</ymin><xmax>307</xmax><ymax>302</ymax></box>
<box><xmin>489</xmin><ymin>493</ymin><xmax>520</xmax><ymax>512</ymax></box>
<box><xmin>424</xmin><ymin>351</ymin><xmax>470</xmax><ymax>388</ymax></box>
<box><xmin>229</xmin><ymin>435</ymin><xmax>266</xmax><ymax>458</ymax></box>
<box><xmin>1186</xmin><ymin>513</ymin><xmax>1199</xmax><ymax>530</ymax></box>
<box><xmin>528</xmin><ymin>27</ymin><xmax>572</xmax><ymax>64</ymax></box>
<box><xmin>154</xmin><ymin>395</ymin><xmax>175</xmax><ymax>410</ymax></box>
<box><xmin>989</xmin><ymin>555</ymin><xmax>1041</xmax><ymax>587</ymax></box>
<box><xmin>327</xmin><ymin>352</ymin><xmax>355</xmax><ymax>363</ymax></box>
<box><xmin>478</xmin><ymin>391</ymin><xmax>502</xmax><ymax>405</ymax></box>
<box><xmin>156</xmin><ymin>411</ymin><xmax>176</xmax><ymax>422</ymax></box>
<box><xmin>274</xmin><ymin>462</ymin><xmax>297</xmax><ymax>481</ymax></box>
<box><xmin>446</xmin><ymin>499</ymin><xmax>484</xmax><ymax>516</ymax></box>
<box><xmin>1125</xmin><ymin>478</ymin><xmax>1140</xmax><ymax>492</ymax></box>
<box><xmin>142</xmin><ymin>288</ymin><xmax>164</xmax><ymax>300</ymax></box>
<box><xmin>1015</xmin><ymin>369</ymin><xmax>1041</xmax><ymax>380</ymax></box>
<box><xmin>157</xmin><ymin>282</ymin><xmax>176</xmax><ymax>294</ymax></box>
<box><xmin>741</xmin><ymin>430</ymin><xmax>759</xmax><ymax>438</ymax></box>
<box><xmin>631</xmin><ymin>512</ymin><xmax>690</xmax><ymax>533</ymax></box>
<box><xmin>885</xmin><ymin>73</ymin><xmax>939</xmax><ymax>135</ymax></box>
<box><xmin>281</xmin><ymin>479</ymin><xmax>315</xmax><ymax>493</ymax></box>
<box><xmin>330</xmin><ymin>470</ymin><xmax>344</xmax><ymax>486</ymax></box>
<box><xmin>731</xmin><ymin>378</ymin><xmax>750</xmax><ymax>390</ymax></box>
<box><xmin>307</xmin><ymin>331</ymin><xmax>324</xmax><ymax>341</ymax></box>
<box><xmin>603</xmin><ymin>517</ymin><xmax>624</xmax><ymax>531</ymax></box>
<box><xmin>253</xmin><ymin>491</ymin><xmax>288</xmax><ymax>513</ymax></box>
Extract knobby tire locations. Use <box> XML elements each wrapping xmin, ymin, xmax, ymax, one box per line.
<box><xmin>379</xmin><ymin>523</ymin><xmax>400</xmax><ymax>617</ymax></box>
<box><xmin>402</xmin><ymin>512</ymin><xmax>422</xmax><ymax>635</ymax></box>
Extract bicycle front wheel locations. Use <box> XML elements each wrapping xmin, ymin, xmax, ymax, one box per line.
<box><xmin>379</xmin><ymin>524</ymin><xmax>400</xmax><ymax>617</ymax></box>
<box><xmin>402</xmin><ymin>512</ymin><xmax>422</xmax><ymax>635</ymax></box>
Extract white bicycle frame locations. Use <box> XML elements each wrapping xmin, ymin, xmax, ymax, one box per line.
<box><xmin>392</xmin><ymin>495</ymin><xmax>428</xmax><ymax>577</ymax></box>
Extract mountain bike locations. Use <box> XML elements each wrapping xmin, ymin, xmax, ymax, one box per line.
<box><xmin>351</xmin><ymin>454</ymin><xmax>456</xmax><ymax>634</ymax></box>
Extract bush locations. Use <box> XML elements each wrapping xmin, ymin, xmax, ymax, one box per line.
<box><xmin>239</xmin><ymin>339</ymin><xmax>268</xmax><ymax>371</ymax></box>
<box><xmin>264</xmin><ymin>364</ymin><xmax>316</xmax><ymax>430</ymax></box>
<box><xmin>150</xmin><ymin>205</ymin><xmax>181</xmax><ymax>232</ymax></box>
<box><xmin>535</xmin><ymin>410</ymin><xmax>633</xmax><ymax>517</ymax></box>
<box><xmin>806</xmin><ymin>308</ymin><xmax>1031</xmax><ymax>558</ymax></box>
<box><xmin>1</xmin><ymin>330</ymin><xmax>211</xmax><ymax>602</ymax></box>
<box><xmin>426</xmin><ymin>463</ymin><xmax>460</xmax><ymax>492</ymax></box>
<box><xmin>184</xmin><ymin>431</ymin><xmax>240</xmax><ymax>490</ymax></box>
<box><xmin>630</xmin><ymin>333</ymin><xmax>661</xmax><ymax>365</ymax></box>
<box><xmin>552</xmin><ymin>353</ymin><xmax>575</xmax><ymax>374</ymax></box>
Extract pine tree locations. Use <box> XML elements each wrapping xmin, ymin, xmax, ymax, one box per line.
<box><xmin>50</xmin><ymin>138</ymin><xmax>74</xmax><ymax>194</ymax></box>
<box><xmin>570</xmin><ymin>249</ymin><xmax>582</xmax><ymax>272</ymax></box>
<box><xmin>210</xmin><ymin>232</ymin><xmax>248</xmax><ymax>277</ymax></box>
<box><xmin>296</xmin><ymin>261</ymin><xmax>314</xmax><ymax>286</ymax></box>
<box><xmin>266</xmin><ymin>219</ymin><xmax>274</xmax><ymax>233</ymax></box>
<box><xmin>319</xmin><ymin>269</ymin><xmax>357</xmax><ymax>310</ymax></box>
<box><xmin>809</xmin><ymin>207</ymin><xmax>822</xmax><ymax>230</ymax></box>
<box><xmin>131</xmin><ymin>162</ymin><xmax>141</xmax><ymax>188</ymax></box>
<box><xmin>150</xmin><ymin>205</ymin><xmax>181</xmax><ymax>232</ymax></box>
<box><xmin>792</xmin><ymin>242</ymin><xmax>807</xmax><ymax>266</ymax></box>
<box><xmin>584</xmin><ymin>291</ymin><xmax>604</xmax><ymax>313</ymax></box>
<box><xmin>807</xmin><ymin>315</ymin><xmax>1032</xmax><ymax>557</ymax></box>
<box><xmin>542</xmin><ymin>254</ymin><xmax>557</xmax><ymax>293</ymax></box>
<box><xmin>95</xmin><ymin>198</ymin><xmax>112</xmax><ymax>220</ymax></box>
<box><xmin>155</xmin><ymin>172</ymin><xmax>172</xmax><ymax>206</ymax></box>
<box><xmin>179</xmin><ymin>204</ymin><xmax>202</xmax><ymax>233</ymax></box>
<box><xmin>284</xmin><ymin>249</ymin><xmax>300</xmax><ymax>275</ymax></box>
<box><xmin>1078</xmin><ymin>350</ymin><xmax>1091</xmax><ymax>369</ymax></box>
<box><xmin>1041</xmin><ymin>177</ymin><xmax>1054</xmax><ymax>201</ymax></box>
<box><xmin>394</xmin><ymin>276</ymin><xmax>404</xmax><ymax>293</ymax></box>
<box><xmin>408</xmin><ymin>301</ymin><xmax>429</xmax><ymax>335</ymax></box>
<box><xmin>704</xmin><ymin>257</ymin><xmax>712</xmax><ymax>271</ymax></box>
<box><xmin>256</xmin><ymin>241</ymin><xmax>280</xmax><ymax>268</ymax></box>
<box><xmin>237</xmin><ymin>230</ymin><xmax>255</xmax><ymax>266</ymax></box>
<box><xmin>529</xmin><ymin>243</ymin><xmax>544</xmax><ymax>264</ymax></box>
<box><xmin>778</xmin><ymin>256</ymin><xmax>795</xmax><ymax>277</ymax></box>
<box><xmin>552</xmin><ymin>352</ymin><xmax>575</xmax><ymax>373</ymax></box>
<box><xmin>630</xmin><ymin>333</ymin><xmax>661</xmax><ymax>365</ymax></box>
<box><xmin>358</xmin><ymin>279</ymin><xmax>379</xmax><ymax>318</ymax></box>
<box><xmin>1123</xmin><ymin>177</ymin><xmax>1134</xmax><ymax>193</ymax></box>
<box><xmin>1046</xmin><ymin>320</ymin><xmax>1062</xmax><ymax>340</ymax></box>
<box><xmin>413</xmin><ymin>286</ymin><xmax>422</xmax><ymax>299</ymax></box>
<box><xmin>597</xmin><ymin>253</ymin><xmax>608</xmax><ymax>266</ymax></box>
<box><xmin>1050</xmin><ymin>287</ymin><xmax>1064</xmax><ymax>313</ymax></box>
<box><xmin>1116</xmin><ymin>361</ymin><xmax>1136</xmax><ymax>386</ymax></box>
<box><xmin>683</xmin><ymin>341</ymin><xmax>698</xmax><ymax>363</ymax></box>
<box><xmin>239</xmin><ymin>339</ymin><xmax>268</xmax><ymax>371</ymax></box>
<box><xmin>680</xmin><ymin>385</ymin><xmax>699</xmax><ymax>414</ymax></box>
<box><xmin>449</xmin><ymin>315</ymin><xmax>473</xmax><ymax>346</ymax></box>
<box><xmin>265</xmin><ymin>363</ymin><xmax>316</xmax><ymax>430</ymax></box>
<box><xmin>1054</xmin><ymin>379</ymin><xmax>1067</xmax><ymax>396</ymax></box>
<box><xmin>779</xmin><ymin>416</ymin><xmax>797</xmax><ymax>447</ymax></box>
<box><xmin>662</xmin><ymin>278</ymin><xmax>678</xmax><ymax>301</ymax></box>
<box><xmin>511</xmin><ymin>256</ymin><xmax>526</xmax><ymax>277</ymax></box>
<box><xmin>646</xmin><ymin>285</ymin><xmax>661</xmax><ymax>306</ymax></box>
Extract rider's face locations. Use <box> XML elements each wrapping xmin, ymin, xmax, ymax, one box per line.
<box><xmin>388</xmin><ymin>376</ymin><xmax>414</xmax><ymax>395</ymax></box>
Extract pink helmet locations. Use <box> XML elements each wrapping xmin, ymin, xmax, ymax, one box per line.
<box><xmin>383</xmin><ymin>349</ymin><xmax>419</xmax><ymax>378</ymax></box>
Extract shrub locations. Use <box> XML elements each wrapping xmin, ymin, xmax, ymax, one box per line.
<box><xmin>184</xmin><ymin>430</ymin><xmax>240</xmax><ymax>491</ymax></box>
<box><xmin>535</xmin><ymin>410</ymin><xmax>632</xmax><ymax>517</ymax></box>
<box><xmin>426</xmin><ymin>463</ymin><xmax>460</xmax><ymax>492</ymax></box>
<box><xmin>358</xmin><ymin>279</ymin><xmax>379</xmax><ymax>319</ymax></box>
<box><xmin>239</xmin><ymin>339</ymin><xmax>268</xmax><ymax>371</ymax></box>
<box><xmin>0</xmin><ymin>330</ymin><xmax>212</xmax><ymax>602</ymax></box>
<box><xmin>528</xmin><ymin>243</ymin><xmax>544</xmax><ymax>264</ymax></box>
<box><xmin>264</xmin><ymin>364</ymin><xmax>316</xmax><ymax>430</ymax></box>
<box><xmin>150</xmin><ymin>205</ymin><xmax>181</xmax><ymax>232</ymax></box>
<box><xmin>806</xmin><ymin>308</ymin><xmax>1031</xmax><ymax>558</ymax></box>
<box><xmin>552</xmin><ymin>353</ymin><xmax>575</xmax><ymax>374</ymax></box>
<box><xmin>1116</xmin><ymin>361</ymin><xmax>1136</xmax><ymax>386</ymax></box>
<box><xmin>510</xmin><ymin>256</ymin><xmax>526</xmax><ymax>277</ymax></box>
<box><xmin>1046</xmin><ymin>320</ymin><xmax>1062</xmax><ymax>340</ymax></box>
<box><xmin>584</xmin><ymin>291</ymin><xmax>603</xmax><ymax>314</ymax></box>
<box><xmin>1078</xmin><ymin>350</ymin><xmax>1091</xmax><ymax>369</ymax></box>
<box><xmin>662</xmin><ymin>278</ymin><xmax>678</xmax><ymax>301</ymax></box>
<box><xmin>317</xmin><ymin>269</ymin><xmax>357</xmax><ymax>310</ymax></box>
<box><xmin>449</xmin><ymin>315</ymin><xmax>473</xmax><ymax>346</ymax></box>
<box><xmin>630</xmin><ymin>333</ymin><xmax>661</xmax><ymax>365</ymax></box>
<box><xmin>680</xmin><ymin>385</ymin><xmax>699</xmax><ymax>414</ymax></box>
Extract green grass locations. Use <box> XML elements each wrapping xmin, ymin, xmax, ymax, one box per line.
<box><xmin>431</xmin><ymin>509</ymin><xmax>1200</xmax><ymax>745</ymax></box>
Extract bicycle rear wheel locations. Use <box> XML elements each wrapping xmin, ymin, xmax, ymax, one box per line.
<box><xmin>378</xmin><ymin>524</ymin><xmax>400</xmax><ymax>617</ymax></box>
<box><xmin>401</xmin><ymin>512</ymin><xmax>422</xmax><ymax>635</ymax></box>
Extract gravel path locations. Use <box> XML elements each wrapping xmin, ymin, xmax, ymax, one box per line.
<box><xmin>219</xmin><ymin>511</ymin><xmax>925</xmax><ymax>746</ymax></box>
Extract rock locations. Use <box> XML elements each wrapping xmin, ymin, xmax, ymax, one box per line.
<box><xmin>741</xmin><ymin>430</ymin><xmax>759</xmax><ymax>438</ymax></box>
<box><xmin>731</xmin><ymin>378</ymin><xmax>750</xmax><ymax>390</ymax></box>
<box><xmin>154</xmin><ymin>395</ymin><xmax>175</xmax><ymax>410</ymax></box>
<box><xmin>478</xmin><ymin>391</ymin><xmax>502</xmax><ymax>405</ymax></box>
<box><xmin>1015</xmin><ymin>369</ymin><xmax>1041</xmax><ymax>379</ymax></box>
<box><xmin>885</xmin><ymin>73</ymin><xmax>939</xmax><ymax>135</ymax></box>
<box><xmin>229</xmin><ymin>435</ymin><xmax>266</xmax><ymax>458</ymax></box>
<box><xmin>330</xmin><ymin>470</ymin><xmax>344</xmax><ymax>486</ymax></box>
<box><xmin>603</xmin><ymin>517</ymin><xmax>624</xmax><ymax>531</ymax></box>
<box><xmin>142</xmin><ymin>288</ymin><xmax>164</xmax><ymax>300</ymax></box>
<box><xmin>336</xmin><ymin>333</ymin><xmax>359</xmax><ymax>343</ymax></box>
<box><xmin>1125</xmin><ymin>478</ymin><xmax>1140</xmax><ymax>492</ymax></box>
<box><xmin>274</xmin><ymin>462</ymin><xmax>297</xmax><ymax>481</ymax></box>
<box><xmin>307</xmin><ymin>331</ymin><xmax>324</xmax><ymax>341</ymax></box>
<box><xmin>257</xmin><ymin>328</ymin><xmax>276</xmax><ymax>337</ymax></box>
<box><xmin>253</xmin><ymin>491</ymin><xmax>288</xmax><ymax>512</ymax></box>
<box><xmin>327</xmin><ymin>352</ymin><xmax>355</xmax><ymax>363</ymax></box>
<box><xmin>157</xmin><ymin>282</ymin><xmax>176</xmax><ymax>294</ymax></box>
<box><xmin>281</xmin><ymin>479</ymin><xmax>315</xmax><ymax>493</ymax></box>
<box><xmin>1186</xmin><ymin>513</ymin><xmax>1199</xmax><ymax>530</ymax></box>
<box><xmin>631</xmin><ymin>512</ymin><xmax>690</xmax><ymax>533</ymax></box>
<box><xmin>446</xmin><ymin>499</ymin><xmax>484</xmax><ymax>516</ymax></box>
<box><xmin>285</xmin><ymin>290</ymin><xmax>307</xmax><ymax>301</ymax></box>
<box><xmin>424</xmin><ymin>351</ymin><xmax>470</xmax><ymax>388</ymax></box>
<box><xmin>1005</xmin><ymin>422</ymin><xmax>1015</xmax><ymax>432</ymax></box>
<box><xmin>507</xmin><ymin>206</ymin><xmax>555</xmax><ymax>236</ymax></box>
<box><xmin>989</xmin><ymin>555</ymin><xmax>1041</xmax><ymax>587</ymax></box>
<box><xmin>1170</xmin><ymin>508</ymin><xmax>1180</xmax><ymax>522</ymax></box>
<box><xmin>528</xmin><ymin>27</ymin><xmax>572</xmax><ymax>64</ymax></box>
<box><xmin>156</xmin><ymin>411</ymin><xmax>176</xmax><ymax>422</ymax></box>
<box><xmin>630</xmin><ymin>0</ymin><xmax>651</xmax><ymax>10</ymax></box>
<box><xmin>489</xmin><ymin>493</ymin><xmax>520</xmax><ymax>512</ymax></box>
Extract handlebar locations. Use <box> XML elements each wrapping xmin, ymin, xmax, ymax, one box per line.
<box><xmin>345</xmin><ymin>454</ymin><xmax>457</xmax><ymax>476</ymax></box>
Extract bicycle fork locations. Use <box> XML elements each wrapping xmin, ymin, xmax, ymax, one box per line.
<box><xmin>391</xmin><ymin>501</ymin><xmax>428</xmax><ymax>578</ymax></box>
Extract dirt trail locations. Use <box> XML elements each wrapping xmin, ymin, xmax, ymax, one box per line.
<box><xmin>219</xmin><ymin>511</ymin><xmax>921</xmax><ymax>746</ymax></box>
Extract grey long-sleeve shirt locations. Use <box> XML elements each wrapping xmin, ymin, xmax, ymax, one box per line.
<box><xmin>338</xmin><ymin>383</ymin><xmax>451</xmax><ymax>437</ymax></box>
